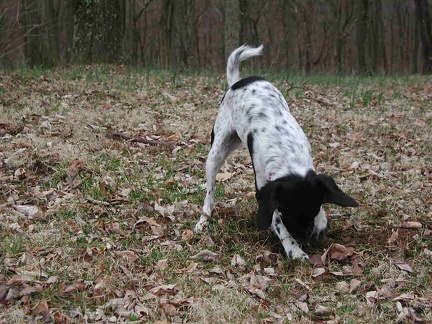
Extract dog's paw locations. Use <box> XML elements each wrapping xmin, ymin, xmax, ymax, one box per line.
<box><xmin>194</xmin><ymin>215</ymin><xmax>208</xmax><ymax>233</ymax></box>
<box><xmin>286</xmin><ymin>248</ymin><xmax>309</xmax><ymax>262</ymax></box>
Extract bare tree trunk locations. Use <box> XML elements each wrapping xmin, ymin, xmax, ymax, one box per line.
<box><xmin>414</xmin><ymin>0</ymin><xmax>432</xmax><ymax>73</ymax></box>
<box><xmin>282</xmin><ymin>0</ymin><xmax>298</xmax><ymax>71</ymax></box>
<box><xmin>356</xmin><ymin>0</ymin><xmax>369</xmax><ymax>74</ymax></box>
<box><xmin>371</xmin><ymin>0</ymin><xmax>384</xmax><ymax>73</ymax></box>
<box><xmin>0</xmin><ymin>0</ymin><xmax>26</xmax><ymax>67</ymax></box>
<box><xmin>224</xmin><ymin>0</ymin><xmax>240</xmax><ymax>60</ymax></box>
<box><xmin>170</xmin><ymin>0</ymin><xmax>197</xmax><ymax>68</ymax></box>
<box><xmin>160</xmin><ymin>0</ymin><xmax>173</xmax><ymax>66</ymax></box>
<box><xmin>58</xmin><ymin>0</ymin><xmax>74</xmax><ymax>64</ymax></box>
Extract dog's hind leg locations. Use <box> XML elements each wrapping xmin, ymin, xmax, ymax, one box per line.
<box><xmin>195</xmin><ymin>124</ymin><xmax>240</xmax><ymax>232</ymax></box>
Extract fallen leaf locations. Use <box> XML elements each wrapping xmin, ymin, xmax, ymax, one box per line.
<box><xmin>198</xmin><ymin>235</ymin><xmax>215</xmax><ymax>247</ymax></box>
<box><xmin>134</xmin><ymin>216</ymin><xmax>160</xmax><ymax>228</ymax></box>
<box><xmin>161</xmin><ymin>302</ymin><xmax>178</xmax><ymax>316</ymax></box>
<box><xmin>64</xmin><ymin>281</ymin><xmax>86</xmax><ymax>293</ymax></box>
<box><xmin>336</xmin><ymin>281</ymin><xmax>350</xmax><ymax>293</ymax></box>
<box><xmin>149</xmin><ymin>284</ymin><xmax>179</xmax><ymax>296</ymax></box>
<box><xmin>7</xmin><ymin>275</ymin><xmax>34</xmax><ymax>286</ymax></box>
<box><xmin>252</xmin><ymin>275</ymin><xmax>271</xmax><ymax>290</ymax></box>
<box><xmin>157</xmin><ymin>259</ymin><xmax>168</xmax><ymax>272</ymax></box>
<box><xmin>347</xmin><ymin>161</ymin><xmax>361</xmax><ymax>170</ymax></box>
<box><xmin>351</xmin><ymin>257</ymin><xmax>365</xmax><ymax>276</ymax></box>
<box><xmin>244</xmin><ymin>286</ymin><xmax>266</xmax><ymax>300</ymax></box>
<box><xmin>329</xmin><ymin>271</ymin><xmax>345</xmax><ymax>276</ymax></box>
<box><xmin>263</xmin><ymin>267</ymin><xmax>276</xmax><ymax>276</ymax></box>
<box><xmin>231</xmin><ymin>254</ymin><xmax>246</xmax><ymax>269</ymax></box>
<box><xmin>19</xmin><ymin>285</ymin><xmax>42</xmax><ymax>296</ymax></box>
<box><xmin>399</xmin><ymin>221</ymin><xmax>422</xmax><ymax>229</ymax></box>
<box><xmin>365</xmin><ymin>290</ymin><xmax>378</xmax><ymax>304</ymax></box>
<box><xmin>322</xmin><ymin>243</ymin><xmax>355</xmax><ymax>263</ymax></box>
<box><xmin>12</xmin><ymin>205</ymin><xmax>43</xmax><ymax>219</ymax></box>
<box><xmin>209</xmin><ymin>266</ymin><xmax>224</xmax><ymax>274</ymax></box>
<box><xmin>190</xmin><ymin>249</ymin><xmax>218</xmax><ymax>262</ymax></box>
<box><xmin>315</xmin><ymin>304</ymin><xmax>332</xmax><ymax>315</ymax></box>
<box><xmin>181</xmin><ymin>229</ymin><xmax>194</xmax><ymax>241</ymax></box>
<box><xmin>393</xmin><ymin>292</ymin><xmax>415</xmax><ymax>302</ymax></box>
<box><xmin>311</xmin><ymin>267</ymin><xmax>326</xmax><ymax>278</ymax></box>
<box><xmin>65</xmin><ymin>160</ymin><xmax>85</xmax><ymax>184</ymax></box>
<box><xmin>0</xmin><ymin>285</ymin><xmax>10</xmax><ymax>301</ymax></box>
<box><xmin>154</xmin><ymin>201</ymin><xmax>166</xmax><ymax>216</ymax></box>
<box><xmin>349</xmin><ymin>279</ymin><xmax>362</xmax><ymax>293</ymax></box>
<box><xmin>309</xmin><ymin>254</ymin><xmax>324</xmax><ymax>267</ymax></box>
<box><xmin>114</xmin><ymin>251</ymin><xmax>138</xmax><ymax>263</ymax></box>
<box><xmin>294</xmin><ymin>301</ymin><xmax>309</xmax><ymax>313</ymax></box>
<box><xmin>216</xmin><ymin>172</ymin><xmax>234</xmax><ymax>182</ymax></box>
<box><xmin>394</xmin><ymin>261</ymin><xmax>413</xmax><ymax>273</ymax></box>
<box><xmin>167</xmin><ymin>134</ymin><xmax>180</xmax><ymax>142</ymax></box>
<box><xmin>93</xmin><ymin>278</ymin><xmax>112</xmax><ymax>297</ymax></box>
<box><xmin>387</xmin><ymin>230</ymin><xmax>398</xmax><ymax>244</ymax></box>
<box><xmin>33</xmin><ymin>298</ymin><xmax>50</xmax><ymax>322</ymax></box>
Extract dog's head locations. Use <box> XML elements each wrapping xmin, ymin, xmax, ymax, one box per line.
<box><xmin>256</xmin><ymin>171</ymin><xmax>358</xmax><ymax>242</ymax></box>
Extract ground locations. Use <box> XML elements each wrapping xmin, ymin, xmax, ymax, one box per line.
<box><xmin>0</xmin><ymin>66</ymin><xmax>431</xmax><ymax>323</ymax></box>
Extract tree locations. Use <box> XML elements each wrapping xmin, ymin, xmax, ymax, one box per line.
<box><xmin>356</xmin><ymin>0</ymin><xmax>369</xmax><ymax>74</ymax></box>
<box><xmin>224</xmin><ymin>0</ymin><xmax>240</xmax><ymax>60</ymax></box>
<box><xmin>414</xmin><ymin>0</ymin><xmax>432</xmax><ymax>73</ymax></box>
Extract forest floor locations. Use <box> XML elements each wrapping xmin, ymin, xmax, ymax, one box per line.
<box><xmin>0</xmin><ymin>66</ymin><xmax>431</xmax><ymax>323</ymax></box>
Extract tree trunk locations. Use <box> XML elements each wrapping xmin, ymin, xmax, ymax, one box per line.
<box><xmin>58</xmin><ymin>0</ymin><xmax>74</xmax><ymax>64</ymax></box>
<box><xmin>282</xmin><ymin>0</ymin><xmax>298</xmax><ymax>71</ymax></box>
<box><xmin>224</xmin><ymin>0</ymin><xmax>240</xmax><ymax>60</ymax></box>
<box><xmin>356</xmin><ymin>0</ymin><xmax>369</xmax><ymax>73</ymax></box>
<box><xmin>414</xmin><ymin>0</ymin><xmax>432</xmax><ymax>73</ymax></box>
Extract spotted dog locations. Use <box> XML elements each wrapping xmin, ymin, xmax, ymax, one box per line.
<box><xmin>194</xmin><ymin>45</ymin><xmax>359</xmax><ymax>261</ymax></box>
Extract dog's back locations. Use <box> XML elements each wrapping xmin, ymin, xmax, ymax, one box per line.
<box><xmin>223</xmin><ymin>46</ymin><xmax>314</xmax><ymax>182</ymax></box>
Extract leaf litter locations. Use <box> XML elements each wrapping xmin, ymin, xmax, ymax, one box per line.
<box><xmin>0</xmin><ymin>68</ymin><xmax>431</xmax><ymax>322</ymax></box>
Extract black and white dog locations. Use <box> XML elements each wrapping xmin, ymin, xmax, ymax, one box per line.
<box><xmin>194</xmin><ymin>45</ymin><xmax>358</xmax><ymax>261</ymax></box>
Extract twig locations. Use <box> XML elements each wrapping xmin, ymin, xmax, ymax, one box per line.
<box><xmin>108</xmin><ymin>132</ymin><xmax>176</xmax><ymax>150</ymax></box>
<box><xmin>86</xmin><ymin>197</ymin><xmax>111</xmax><ymax>206</ymax></box>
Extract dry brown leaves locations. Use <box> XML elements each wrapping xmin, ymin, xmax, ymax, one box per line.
<box><xmin>0</xmin><ymin>68</ymin><xmax>431</xmax><ymax>322</ymax></box>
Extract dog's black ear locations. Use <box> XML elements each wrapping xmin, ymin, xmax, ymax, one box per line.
<box><xmin>256</xmin><ymin>182</ymin><xmax>279</xmax><ymax>230</ymax></box>
<box><xmin>317</xmin><ymin>174</ymin><xmax>359</xmax><ymax>207</ymax></box>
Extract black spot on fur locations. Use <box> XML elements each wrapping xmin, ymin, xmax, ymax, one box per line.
<box><xmin>275</xmin><ymin>217</ymin><xmax>281</xmax><ymax>224</ymax></box>
<box><xmin>275</xmin><ymin>226</ymin><xmax>281</xmax><ymax>234</ymax></box>
<box><xmin>219</xmin><ymin>92</ymin><xmax>226</xmax><ymax>104</ymax></box>
<box><xmin>231</xmin><ymin>76</ymin><xmax>266</xmax><ymax>90</ymax></box>
<box><xmin>261</xmin><ymin>127</ymin><xmax>266</xmax><ymax>133</ymax></box>
<box><xmin>258</xmin><ymin>112</ymin><xmax>267</xmax><ymax>119</ymax></box>
<box><xmin>247</xmin><ymin>133</ymin><xmax>259</xmax><ymax>194</ymax></box>
<box><xmin>210</xmin><ymin>127</ymin><xmax>215</xmax><ymax>147</ymax></box>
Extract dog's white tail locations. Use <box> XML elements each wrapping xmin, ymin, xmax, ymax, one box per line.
<box><xmin>226</xmin><ymin>45</ymin><xmax>264</xmax><ymax>87</ymax></box>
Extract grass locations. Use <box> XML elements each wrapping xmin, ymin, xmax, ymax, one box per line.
<box><xmin>0</xmin><ymin>66</ymin><xmax>431</xmax><ymax>323</ymax></box>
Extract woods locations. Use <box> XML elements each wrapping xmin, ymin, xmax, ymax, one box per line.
<box><xmin>0</xmin><ymin>0</ymin><xmax>432</xmax><ymax>73</ymax></box>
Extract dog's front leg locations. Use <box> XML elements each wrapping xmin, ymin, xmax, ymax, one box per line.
<box><xmin>271</xmin><ymin>211</ymin><xmax>309</xmax><ymax>261</ymax></box>
<box><xmin>194</xmin><ymin>156</ymin><xmax>218</xmax><ymax>232</ymax></box>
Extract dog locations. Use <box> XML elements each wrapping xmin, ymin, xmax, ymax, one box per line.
<box><xmin>194</xmin><ymin>45</ymin><xmax>359</xmax><ymax>261</ymax></box>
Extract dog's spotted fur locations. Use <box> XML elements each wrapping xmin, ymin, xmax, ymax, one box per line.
<box><xmin>194</xmin><ymin>45</ymin><xmax>358</xmax><ymax>261</ymax></box>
